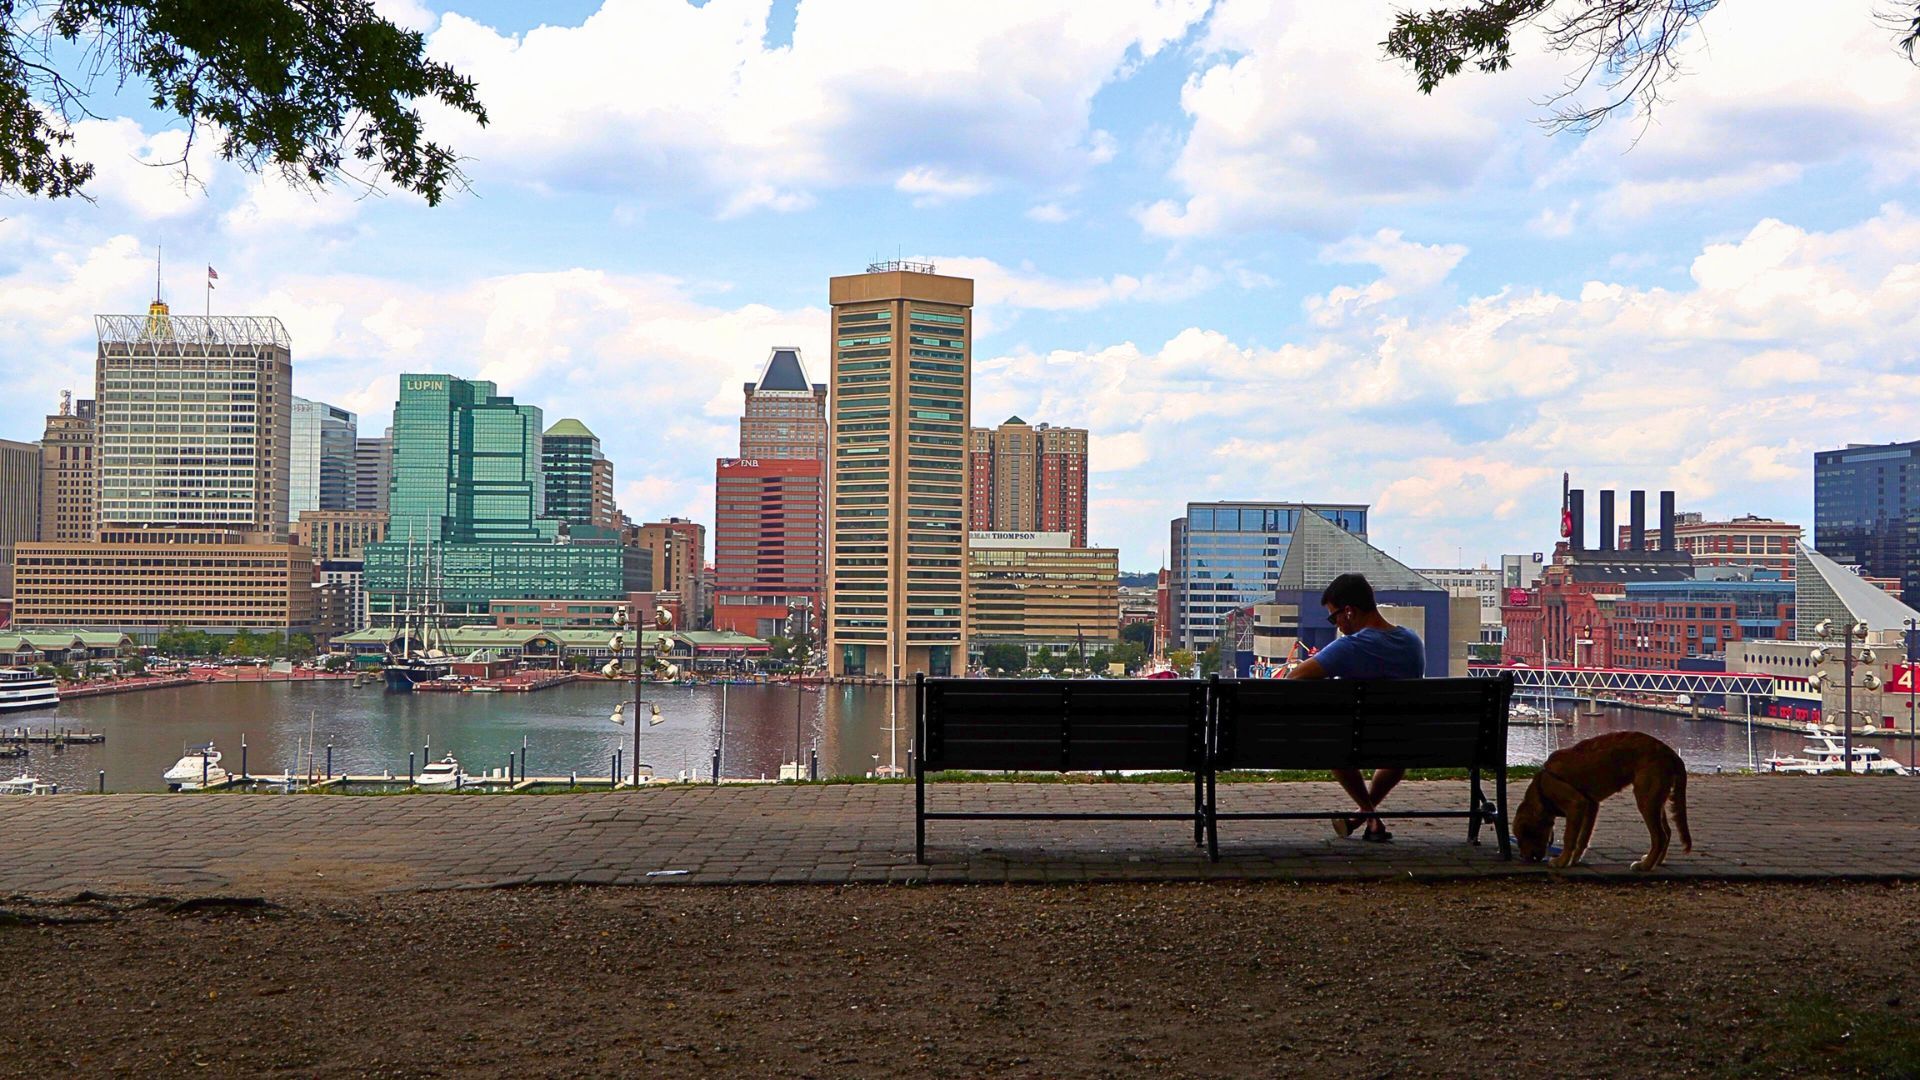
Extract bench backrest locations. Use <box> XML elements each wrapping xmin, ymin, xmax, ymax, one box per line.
<box><xmin>1212</xmin><ymin>676</ymin><xmax>1511</xmax><ymax>771</ymax></box>
<box><xmin>920</xmin><ymin>678</ymin><xmax>1209</xmax><ymax>772</ymax></box>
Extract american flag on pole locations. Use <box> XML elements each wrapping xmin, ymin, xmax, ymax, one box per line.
<box><xmin>207</xmin><ymin>265</ymin><xmax>218</xmax><ymax>289</ymax></box>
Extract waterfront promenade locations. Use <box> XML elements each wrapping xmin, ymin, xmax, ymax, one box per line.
<box><xmin>0</xmin><ymin>775</ymin><xmax>1916</xmax><ymax>898</ymax></box>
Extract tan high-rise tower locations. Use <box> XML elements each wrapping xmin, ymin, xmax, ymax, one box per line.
<box><xmin>39</xmin><ymin>392</ymin><xmax>95</xmax><ymax>543</ymax></box>
<box><xmin>827</xmin><ymin>263</ymin><xmax>973</xmax><ymax>679</ymax></box>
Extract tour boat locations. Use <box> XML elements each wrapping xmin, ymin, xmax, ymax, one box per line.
<box><xmin>0</xmin><ymin>669</ymin><xmax>59</xmax><ymax>713</ymax></box>
<box><xmin>415</xmin><ymin>754</ymin><xmax>468</xmax><ymax>788</ymax></box>
<box><xmin>164</xmin><ymin>743</ymin><xmax>230</xmax><ymax>790</ymax></box>
<box><xmin>1762</xmin><ymin>725</ymin><xmax>1909</xmax><ymax>776</ymax></box>
<box><xmin>0</xmin><ymin>774</ymin><xmax>55</xmax><ymax>796</ymax></box>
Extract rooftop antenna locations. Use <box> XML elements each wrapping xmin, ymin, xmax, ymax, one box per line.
<box><xmin>154</xmin><ymin>245</ymin><xmax>162</xmax><ymax>303</ymax></box>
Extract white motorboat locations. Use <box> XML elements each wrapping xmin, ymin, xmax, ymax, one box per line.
<box><xmin>415</xmin><ymin>754</ymin><xmax>469</xmax><ymax>788</ymax></box>
<box><xmin>164</xmin><ymin>743</ymin><xmax>231</xmax><ymax>790</ymax></box>
<box><xmin>0</xmin><ymin>669</ymin><xmax>58</xmax><ymax>713</ymax></box>
<box><xmin>0</xmin><ymin>774</ymin><xmax>55</xmax><ymax>795</ymax></box>
<box><xmin>1763</xmin><ymin>725</ymin><xmax>1910</xmax><ymax>775</ymax></box>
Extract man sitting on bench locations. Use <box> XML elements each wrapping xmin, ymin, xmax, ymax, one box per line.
<box><xmin>1285</xmin><ymin>572</ymin><xmax>1426</xmax><ymax>842</ymax></box>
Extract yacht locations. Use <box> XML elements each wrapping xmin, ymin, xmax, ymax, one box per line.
<box><xmin>415</xmin><ymin>754</ymin><xmax>468</xmax><ymax>788</ymax></box>
<box><xmin>164</xmin><ymin>743</ymin><xmax>231</xmax><ymax>790</ymax></box>
<box><xmin>0</xmin><ymin>669</ymin><xmax>58</xmax><ymax>713</ymax></box>
<box><xmin>0</xmin><ymin>774</ymin><xmax>55</xmax><ymax>796</ymax></box>
<box><xmin>1763</xmin><ymin>725</ymin><xmax>1909</xmax><ymax>776</ymax></box>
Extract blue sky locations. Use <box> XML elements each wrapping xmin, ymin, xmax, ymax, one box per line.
<box><xmin>3</xmin><ymin>0</ymin><xmax>1918</xmax><ymax>570</ymax></box>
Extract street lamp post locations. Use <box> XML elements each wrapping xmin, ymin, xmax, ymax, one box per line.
<box><xmin>1812</xmin><ymin>619</ymin><xmax>1881</xmax><ymax>774</ymax></box>
<box><xmin>1907</xmin><ymin>617</ymin><xmax>1918</xmax><ymax>773</ymax></box>
<box><xmin>607</xmin><ymin>605</ymin><xmax>674</xmax><ymax>784</ymax></box>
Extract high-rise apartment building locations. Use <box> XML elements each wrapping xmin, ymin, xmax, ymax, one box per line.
<box><xmin>39</xmin><ymin>393</ymin><xmax>95</xmax><ymax>544</ymax></box>
<box><xmin>740</xmin><ymin>347</ymin><xmax>828</xmax><ymax>460</ymax></box>
<box><xmin>826</xmin><ymin>264</ymin><xmax>973</xmax><ymax>679</ymax></box>
<box><xmin>589</xmin><ymin>458</ymin><xmax>619</xmax><ymax>528</ymax></box>
<box><xmin>0</xmin><ymin>439</ymin><xmax>41</xmax><ymax>597</ymax></box>
<box><xmin>628</xmin><ymin>518</ymin><xmax>707</xmax><ymax>621</ymax></box>
<box><xmin>290</xmin><ymin>397</ymin><xmax>357</xmax><ymax>522</ymax></box>
<box><xmin>355</xmin><ymin>435</ymin><xmax>392</xmax><ymax>513</ymax></box>
<box><xmin>94</xmin><ymin>303</ymin><xmax>293</xmax><ymax>540</ymax></box>
<box><xmin>714</xmin><ymin>349</ymin><xmax>828</xmax><ymax>639</ymax></box>
<box><xmin>365</xmin><ymin>375</ymin><xmax>646</xmax><ymax>623</ymax></box>
<box><xmin>1168</xmin><ymin>501</ymin><xmax>1369</xmax><ymax>650</ymax></box>
<box><xmin>1814</xmin><ymin>440</ymin><xmax>1920</xmax><ymax>607</ymax></box>
<box><xmin>94</xmin><ymin>299</ymin><xmax>291</xmax><ymax>538</ymax></box>
<box><xmin>967</xmin><ymin>416</ymin><xmax>1088</xmax><ymax>545</ymax></box>
<box><xmin>541</xmin><ymin>418</ymin><xmax>608</xmax><ymax>528</ymax></box>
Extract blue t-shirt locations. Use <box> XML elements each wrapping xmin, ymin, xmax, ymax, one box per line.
<box><xmin>1315</xmin><ymin>626</ymin><xmax>1425</xmax><ymax>680</ymax></box>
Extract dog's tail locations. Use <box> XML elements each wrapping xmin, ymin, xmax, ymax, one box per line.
<box><xmin>1671</xmin><ymin>767</ymin><xmax>1692</xmax><ymax>852</ymax></box>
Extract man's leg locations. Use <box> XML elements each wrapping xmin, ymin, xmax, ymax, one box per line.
<box><xmin>1330</xmin><ymin>767</ymin><xmax>1374</xmax><ymax>836</ymax></box>
<box><xmin>1363</xmin><ymin>768</ymin><xmax>1406</xmax><ymax>836</ymax></box>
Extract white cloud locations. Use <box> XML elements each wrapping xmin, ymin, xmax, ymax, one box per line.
<box><xmin>1025</xmin><ymin>202</ymin><xmax>1074</xmax><ymax>223</ymax></box>
<box><xmin>63</xmin><ymin>119</ymin><xmax>212</xmax><ymax>219</ymax></box>
<box><xmin>1306</xmin><ymin>228</ymin><xmax>1468</xmax><ymax>325</ymax></box>
<box><xmin>424</xmin><ymin>0</ymin><xmax>1209</xmax><ymax>214</ymax></box>
<box><xmin>933</xmin><ymin>256</ymin><xmax>1221</xmax><ymax>313</ymax></box>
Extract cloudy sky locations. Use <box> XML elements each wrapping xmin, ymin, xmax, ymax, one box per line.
<box><xmin>3</xmin><ymin>0</ymin><xmax>1917</xmax><ymax>570</ymax></box>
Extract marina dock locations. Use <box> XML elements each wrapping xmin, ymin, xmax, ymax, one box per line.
<box><xmin>2</xmin><ymin>727</ymin><xmax>106</xmax><ymax>744</ymax></box>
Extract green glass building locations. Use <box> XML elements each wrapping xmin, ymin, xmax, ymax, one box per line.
<box><xmin>367</xmin><ymin>375</ymin><xmax>646</xmax><ymax>624</ymax></box>
<box><xmin>541</xmin><ymin>417</ymin><xmax>602</xmax><ymax>527</ymax></box>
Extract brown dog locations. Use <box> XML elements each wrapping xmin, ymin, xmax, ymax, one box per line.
<box><xmin>1513</xmin><ymin>731</ymin><xmax>1691</xmax><ymax>871</ymax></box>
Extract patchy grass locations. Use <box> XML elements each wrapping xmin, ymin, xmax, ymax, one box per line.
<box><xmin>821</xmin><ymin>766</ymin><xmax>1542</xmax><ymax>785</ymax></box>
<box><xmin>1737</xmin><ymin>993</ymin><xmax>1920</xmax><ymax>1078</ymax></box>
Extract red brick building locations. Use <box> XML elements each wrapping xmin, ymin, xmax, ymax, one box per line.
<box><xmin>1618</xmin><ymin>512</ymin><xmax>1800</xmax><ymax>578</ymax></box>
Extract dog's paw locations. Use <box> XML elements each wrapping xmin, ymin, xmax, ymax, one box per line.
<box><xmin>1630</xmin><ymin>857</ymin><xmax>1655</xmax><ymax>872</ymax></box>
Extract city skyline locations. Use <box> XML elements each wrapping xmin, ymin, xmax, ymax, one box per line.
<box><xmin>2</xmin><ymin>2</ymin><xmax>1917</xmax><ymax>570</ymax></box>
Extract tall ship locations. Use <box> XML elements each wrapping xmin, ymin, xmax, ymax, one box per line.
<box><xmin>0</xmin><ymin>669</ymin><xmax>59</xmax><ymax>712</ymax></box>
<box><xmin>382</xmin><ymin>534</ymin><xmax>452</xmax><ymax>692</ymax></box>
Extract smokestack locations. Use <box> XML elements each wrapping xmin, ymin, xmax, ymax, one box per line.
<box><xmin>1660</xmin><ymin>490</ymin><xmax>1676</xmax><ymax>553</ymax></box>
<box><xmin>1568</xmin><ymin>488</ymin><xmax>1585</xmax><ymax>551</ymax></box>
<box><xmin>1599</xmin><ymin>491</ymin><xmax>1616</xmax><ymax>551</ymax></box>
<box><xmin>1630</xmin><ymin>490</ymin><xmax>1647</xmax><ymax>551</ymax></box>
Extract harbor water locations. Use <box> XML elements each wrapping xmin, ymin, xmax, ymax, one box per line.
<box><xmin>5</xmin><ymin>680</ymin><xmax>1917</xmax><ymax>792</ymax></box>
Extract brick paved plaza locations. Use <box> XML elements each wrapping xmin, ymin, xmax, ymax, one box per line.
<box><xmin>0</xmin><ymin>775</ymin><xmax>1915</xmax><ymax>898</ymax></box>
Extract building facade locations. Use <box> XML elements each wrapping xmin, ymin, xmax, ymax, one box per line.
<box><xmin>1815</xmin><ymin>440</ymin><xmax>1920</xmax><ymax>608</ymax></box>
<box><xmin>289</xmin><ymin>397</ymin><xmax>357</xmax><ymax>522</ymax></box>
<box><xmin>712</xmin><ymin>458</ymin><xmax>825</xmax><ymax>639</ymax></box>
<box><xmin>39</xmin><ymin>394</ymin><xmax>95</xmax><ymax>544</ymax></box>
<box><xmin>1413</xmin><ymin>565</ymin><xmax>1503</xmax><ymax>642</ymax></box>
<box><xmin>1617</xmin><ymin>512</ymin><xmax>1801</xmax><ymax>577</ymax></box>
<box><xmin>626</xmin><ymin>518</ymin><xmax>707</xmax><ymax>623</ymax></box>
<box><xmin>739</xmin><ymin>347</ymin><xmax>828</xmax><ymax>460</ymax></box>
<box><xmin>0</xmin><ymin>439</ymin><xmax>40</xmax><ymax>597</ymax></box>
<box><xmin>826</xmin><ymin>265</ymin><xmax>972</xmax><ymax>679</ymax></box>
<box><xmin>965</xmin><ymin>532</ymin><xmax>1118</xmax><ymax>661</ymax></box>
<box><xmin>1168</xmin><ymin>501</ymin><xmax>1369</xmax><ymax>650</ymax></box>
<box><xmin>94</xmin><ymin>305</ymin><xmax>293</xmax><ymax>540</ymax></box>
<box><xmin>541</xmin><ymin>418</ymin><xmax>607</xmax><ymax>528</ymax></box>
<box><xmin>1598</xmin><ymin>578</ymin><xmax>1795</xmax><ymax>670</ymax></box>
<box><xmin>354</xmin><ymin>435</ymin><xmax>391</xmax><ymax>513</ymax></box>
<box><xmin>12</xmin><ymin>540</ymin><xmax>314</xmax><ymax>633</ymax></box>
<box><xmin>966</xmin><ymin>417</ymin><xmax>1088</xmax><ymax>545</ymax></box>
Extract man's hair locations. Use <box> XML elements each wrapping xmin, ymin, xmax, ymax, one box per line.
<box><xmin>1321</xmin><ymin>573</ymin><xmax>1377</xmax><ymax>612</ymax></box>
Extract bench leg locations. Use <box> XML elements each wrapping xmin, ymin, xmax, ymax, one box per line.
<box><xmin>1206</xmin><ymin>767</ymin><xmax>1219</xmax><ymax>862</ymax></box>
<box><xmin>915</xmin><ymin>767</ymin><xmax>926</xmax><ymax>864</ymax></box>
<box><xmin>1192</xmin><ymin>771</ymin><xmax>1204</xmax><ymax>847</ymax></box>
<box><xmin>1467</xmin><ymin>766</ymin><xmax>1484</xmax><ymax>846</ymax></box>
<box><xmin>1495</xmin><ymin>765</ymin><xmax>1511</xmax><ymax>861</ymax></box>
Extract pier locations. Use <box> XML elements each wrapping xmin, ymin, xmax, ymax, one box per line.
<box><xmin>2</xmin><ymin>727</ymin><xmax>105</xmax><ymax>744</ymax></box>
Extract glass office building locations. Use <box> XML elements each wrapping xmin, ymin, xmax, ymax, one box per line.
<box><xmin>290</xmin><ymin>397</ymin><xmax>357</xmax><ymax>522</ymax></box>
<box><xmin>366</xmin><ymin>374</ymin><xmax>640</xmax><ymax>625</ymax></box>
<box><xmin>1169</xmin><ymin>501</ymin><xmax>1368</xmax><ymax>650</ymax></box>
<box><xmin>1814</xmin><ymin>440</ymin><xmax>1920</xmax><ymax>608</ymax></box>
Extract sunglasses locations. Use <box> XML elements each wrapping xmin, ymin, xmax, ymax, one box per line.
<box><xmin>1326</xmin><ymin>607</ymin><xmax>1346</xmax><ymax>626</ymax></box>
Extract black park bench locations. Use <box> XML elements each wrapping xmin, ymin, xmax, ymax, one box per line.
<box><xmin>914</xmin><ymin>676</ymin><xmax>1210</xmax><ymax>864</ymax></box>
<box><xmin>1207</xmin><ymin>676</ymin><xmax>1512</xmax><ymax>860</ymax></box>
<box><xmin>913</xmin><ymin>674</ymin><xmax>1513</xmax><ymax>864</ymax></box>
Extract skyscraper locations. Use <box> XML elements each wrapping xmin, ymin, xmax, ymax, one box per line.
<box><xmin>0</xmin><ymin>439</ymin><xmax>41</xmax><ymax>597</ymax></box>
<box><xmin>714</xmin><ymin>349</ymin><xmax>828</xmax><ymax>638</ymax></box>
<box><xmin>365</xmin><ymin>375</ymin><xmax>645</xmax><ymax>623</ymax></box>
<box><xmin>290</xmin><ymin>397</ymin><xmax>358</xmax><ymax>522</ymax></box>
<box><xmin>826</xmin><ymin>263</ymin><xmax>973</xmax><ymax>679</ymax></box>
<box><xmin>740</xmin><ymin>347</ymin><xmax>827</xmax><ymax>460</ymax></box>
<box><xmin>94</xmin><ymin>302</ymin><xmax>292</xmax><ymax>540</ymax></box>
<box><xmin>967</xmin><ymin>416</ymin><xmax>1089</xmax><ymax>545</ymax></box>
<box><xmin>355</xmin><ymin>435</ymin><xmax>392</xmax><ymax>513</ymax></box>
<box><xmin>38</xmin><ymin>393</ymin><xmax>94</xmax><ymax>543</ymax></box>
<box><xmin>629</xmin><ymin>517</ymin><xmax>707</xmax><ymax>619</ymax></box>
<box><xmin>541</xmin><ymin>418</ymin><xmax>605</xmax><ymax>528</ymax></box>
<box><xmin>1815</xmin><ymin>440</ymin><xmax>1920</xmax><ymax>607</ymax></box>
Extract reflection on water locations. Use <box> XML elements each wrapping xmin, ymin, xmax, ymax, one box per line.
<box><xmin>8</xmin><ymin>681</ymin><xmax>1914</xmax><ymax>792</ymax></box>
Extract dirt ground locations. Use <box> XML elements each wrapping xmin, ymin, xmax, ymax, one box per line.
<box><xmin>1</xmin><ymin>881</ymin><xmax>1916</xmax><ymax>1078</ymax></box>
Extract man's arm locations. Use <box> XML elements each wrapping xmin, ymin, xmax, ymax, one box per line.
<box><xmin>1286</xmin><ymin>657</ymin><xmax>1327</xmax><ymax>680</ymax></box>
